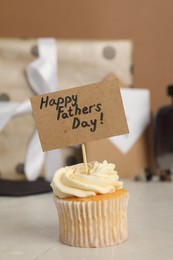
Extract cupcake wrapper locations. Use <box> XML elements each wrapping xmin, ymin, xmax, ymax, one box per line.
<box><xmin>54</xmin><ymin>193</ymin><xmax>129</xmax><ymax>248</ymax></box>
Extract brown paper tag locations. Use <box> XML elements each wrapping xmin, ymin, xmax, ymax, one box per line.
<box><xmin>30</xmin><ymin>78</ymin><xmax>129</xmax><ymax>151</ymax></box>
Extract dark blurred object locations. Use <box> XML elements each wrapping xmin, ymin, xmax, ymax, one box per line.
<box><xmin>154</xmin><ymin>85</ymin><xmax>173</xmax><ymax>171</ymax></box>
<box><xmin>144</xmin><ymin>168</ymin><xmax>153</xmax><ymax>181</ymax></box>
<box><xmin>0</xmin><ymin>178</ymin><xmax>51</xmax><ymax>197</ymax></box>
<box><xmin>134</xmin><ymin>168</ymin><xmax>157</xmax><ymax>182</ymax></box>
<box><xmin>134</xmin><ymin>168</ymin><xmax>172</xmax><ymax>182</ymax></box>
<box><xmin>66</xmin><ymin>145</ymin><xmax>83</xmax><ymax>166</ymax></box>
<box><xmin>159</xmin><ymin>169</ymin><xmax>171</xmax><ymax>182</ymax></box>
<box><xmin>66</xmin><ymin>155</ymin><xmax>77</xmax><ymax>166</ymax></box>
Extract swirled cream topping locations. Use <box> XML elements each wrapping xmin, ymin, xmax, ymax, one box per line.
<box><xmin>50</xmin><ymin>160</ymin><xmax>123</xmax><ymax>198</ymax></box>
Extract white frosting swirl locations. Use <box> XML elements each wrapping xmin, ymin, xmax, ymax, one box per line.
<box><xmin>50</xmin><ymin>160</ymin><xmax>123</xmax><ymax>198</ymax></box>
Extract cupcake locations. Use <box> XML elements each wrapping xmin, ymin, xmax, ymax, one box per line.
<box><xmin>51</xmin><ymin>160</ymin><xmax>129</xmax><ymax>248</ymax></box>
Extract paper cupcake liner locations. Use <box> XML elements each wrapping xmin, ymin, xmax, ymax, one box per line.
<box><xmin>54</xmin><ymin>192</ymin><xmax>129</xmax><ymax>248</ymax></box>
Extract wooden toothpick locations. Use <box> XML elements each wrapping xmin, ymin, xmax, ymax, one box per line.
<box><xmin>81</xmin><ymin>143</ymin><xmax>88</xmax><ymax>174</ymax></box>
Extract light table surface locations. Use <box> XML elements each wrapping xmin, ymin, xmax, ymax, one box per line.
<box><xmin>0</xmin><ymin>181</ymin><xmax>173</xmax><ymax>260</ymax></box>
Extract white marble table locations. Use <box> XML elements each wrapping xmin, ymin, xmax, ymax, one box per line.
<box><xmin>0</xmin><ymin>181</ymin><xmax>173</xmax><ymax>260</ymax></box>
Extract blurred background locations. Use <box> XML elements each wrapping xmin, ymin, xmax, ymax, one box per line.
<box><xmin>0</xmin><ymin>0</ymin><xmax>173</xmax><ymax>190</ymax></box>
<box><xmin>1</xmin><ymin>0</ymin><xmax>173</xmax><ymax>111</ymax></box>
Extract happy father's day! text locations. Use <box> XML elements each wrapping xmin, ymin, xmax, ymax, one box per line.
<box><xmin>39</xmin><ymin>95</ymin><xmax>104</xmax><ymax>132</ymax></box>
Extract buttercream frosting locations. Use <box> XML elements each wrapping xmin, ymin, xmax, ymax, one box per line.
<box><xmin>50</xmin><ymin>160</ymin><xmax>123</xmax><ymax>198</ymax></box>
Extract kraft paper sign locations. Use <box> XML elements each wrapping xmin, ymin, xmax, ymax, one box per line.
<box><xmin>30</xmin><ymin>78</ymin><xmax>129</xmax><ymax>151</ymax></box>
